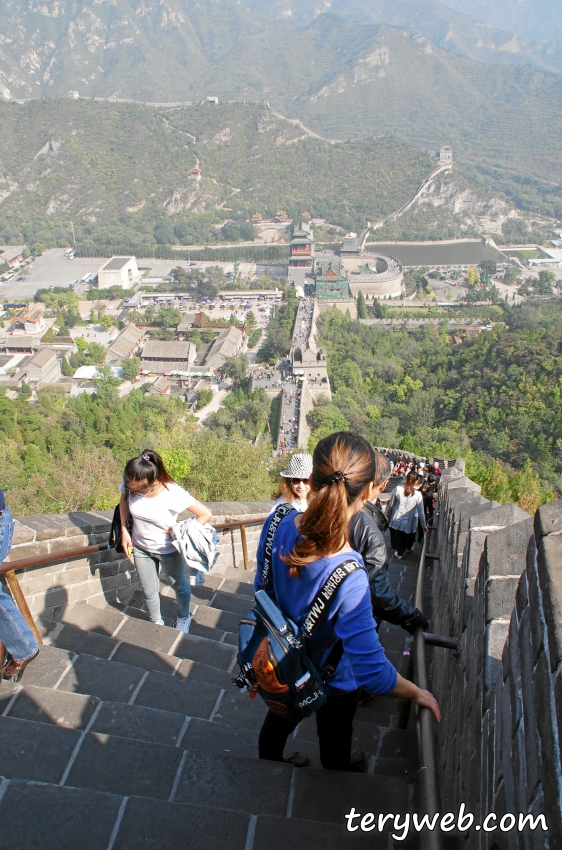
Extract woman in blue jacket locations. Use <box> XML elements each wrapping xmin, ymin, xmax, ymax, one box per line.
<box><xmin>255</xmin><ymin>432</ymin><xmax>440</xmax><ymax>772</ymax></box>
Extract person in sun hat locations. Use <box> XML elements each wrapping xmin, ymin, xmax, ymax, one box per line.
<box><xmin>269</xmin><ymin>453</ymin><xmax>313</xmax><ymax>514</ymax></box>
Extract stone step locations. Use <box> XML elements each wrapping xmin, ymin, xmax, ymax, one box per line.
<box><xmin>253</xmin><ymin>814</ymin><xmax>391</xmax><ymax>849</ymax></box>
<box><xmin>0</xmin><ymin>782</ymin><xmax>391</xmax><ymax>850</ymax></box>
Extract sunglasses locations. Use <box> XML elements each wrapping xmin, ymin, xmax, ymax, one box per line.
<box><xmin>289</xmin><ymin>478</ymin><xmax>309</xmax><ymax>485</ymax></box>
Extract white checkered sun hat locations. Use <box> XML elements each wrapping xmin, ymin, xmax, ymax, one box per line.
<box><xmin>280</xmin><ymin>453</ymin><xmax>313</xmax><ymax>479</ymax></box>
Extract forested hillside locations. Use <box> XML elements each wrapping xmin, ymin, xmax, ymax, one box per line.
<box><xmin>0</xmin><ymin>99</ymin><xmax>435</xmax><ymax>250</ymax></box>
<box><xmin>1</xmin><ymin>2</ymin><xmax>562</xmax><ymax>220</ymax></box>
<box><xmin>0</xmin><ymin>384</ymin><xmax>274</xmax><ymax>516</ymax></box>
<box><xmin>314</xmin><ymin>301</ymin><xmax>562</xmax><ymax>506</ymax></box>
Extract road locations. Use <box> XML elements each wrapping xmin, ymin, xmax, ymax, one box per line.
<box><xmin>195</xmin><ymin>389</ymin><xmax>228</xmax><ymax>421</ymax></box>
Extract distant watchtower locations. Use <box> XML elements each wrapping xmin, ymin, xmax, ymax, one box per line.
<box><xmin>439</xmin><ymin>146</ymin><xmax>453</xmax><ymax>166</ymax></box>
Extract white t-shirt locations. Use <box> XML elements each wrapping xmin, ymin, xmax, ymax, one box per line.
<box><xmin>119</xmin><ymin>481</ymin><xmax>195</xmax><ymax>554</ymax></box>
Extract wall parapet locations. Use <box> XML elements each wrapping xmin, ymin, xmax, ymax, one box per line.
<box><xmin>4</xmin><ymin>502</ymin><xmax>273</xmax><ymax>622</ymax></box>
<box><xmin>431</xmin><ymin>466</ymin><xmax>562</xmax><ymax>847</ymax></box>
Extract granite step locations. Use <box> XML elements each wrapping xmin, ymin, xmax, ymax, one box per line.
<box><xmin>0</xmin><ymin>782</ymin><xmax>393</xmax><ymax>850</ymax></box>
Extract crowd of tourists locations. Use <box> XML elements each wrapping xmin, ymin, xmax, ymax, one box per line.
<box><xmin>1</xmin><ymin>434</ymin><xmax>440</xmax><ymax>776</ymax></box>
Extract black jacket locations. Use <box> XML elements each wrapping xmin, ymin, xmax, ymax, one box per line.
<box><xmin>349</xmin><ymin>501</ymin><xmax>429</xmax><ymax>634</ymax></box>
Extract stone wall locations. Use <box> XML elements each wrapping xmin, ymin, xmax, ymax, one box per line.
<box><xmin>431</xmin><ymin>464</ymin><xmax>562</xmax><ymax>847</ymax></box>
<box><xmin>4</xmin><ymin>501</ymin><xmax>273</xmax><ymax>622</ymax></box>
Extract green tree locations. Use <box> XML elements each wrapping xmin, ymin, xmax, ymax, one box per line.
<box><xmin>357</xmin><ymin>291</ymin><xmax>368</xmax><ymax>319</ymax></box>
<box><xmin>480</xmin><ymin>261</ymin><xmax>497</xmax><ymax>281</ymax></box>
<box><xmin>222</xmin><ymin>353</ymin><xmax>250</xmax><ymax>386</ymax></box>
<box><xmin>75</xmin><ymin>336</ymin><xmax>88</xmax><ymax>351</ymax></box>
<box><xmin>157</xmin><ymin>306</ymin><xmax>182</xmax><ymax>327</ymax></box>
<box><xmin>537</xmin><ymin>270</ymin><xmax>555</xmax><ymax>295</ymax></box>
<box><xmin>121</xmin><ymin>357</ymin><xmax>141</xmax><ymax>382</ymax></box>
<box><xmin>196</xmin><ymin>388</ymin><xmax>214</xmax><ymax>409</ymax></box>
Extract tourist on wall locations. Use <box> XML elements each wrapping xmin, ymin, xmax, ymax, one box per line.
<box><xmin>386</xmin><ymin>472</ymin><xmax>427</xmax><ymax>559</ymax></box>
<box><xmin>349</xmin><ymin>454</ymin><xmax>430</xmax><ymax>633</ymax></box>
<box><xmin>0</xmin><ymin>489</ymin><xmax>39</xmax><ymax>682</ymax></box>
<box><xmin>119</xmin><ymin>450</ymin><xmax>212</xmax><ymax>631</ymax></box>
<box><xmin>255</xmin><ymin>433</ymin><xmax>440</xmax><ymax>771</ymax></box>
<box><xmin>269</xmin><ymin>453</ymin><xmax>312</xmax><ymax>514</ymax></box>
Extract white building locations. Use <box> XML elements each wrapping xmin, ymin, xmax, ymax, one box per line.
<box><xmin>97</xmin><ymin>257</ymin><xmax>139</xmax><ymax>290</ymax></box>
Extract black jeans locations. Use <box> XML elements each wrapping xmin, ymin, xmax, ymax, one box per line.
<box><xmin>258</xmin><ymin>689</ymin><xmax>361</xmax><ymax>771</ymax></box>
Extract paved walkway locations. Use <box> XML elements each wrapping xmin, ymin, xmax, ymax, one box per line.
<box><xmin>195</xmin><ymin>389</ymin><xmax>228</xmax><ymax>421</ymax></box>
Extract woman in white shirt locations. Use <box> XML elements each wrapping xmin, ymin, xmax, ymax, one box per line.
<box><xmin>119</xmin><ymin>450</ymin><xmax>212</xmax><ymax>631</ymax></box>
<box><xmin>270</xmin><ymin>453</ymin><xmax>313</xmax><ymax>514</ymax></box>
<box><xmin>386</xmin><ymin>472</ymin><xmax>427</xmax><ymax>560</ymax></box>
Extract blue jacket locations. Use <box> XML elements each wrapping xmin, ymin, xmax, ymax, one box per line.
<box><xmin>255</xmin><ymin>513</ymin><xmax>397</xmax><ymax>696</ymax></box>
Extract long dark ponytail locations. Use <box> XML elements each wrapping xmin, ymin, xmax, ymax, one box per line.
<box><xmin>123</xmin><ymin>449</ymin><xmax>174</xmax><ymax>488</ymax></box>
<box><xmin>282</xmin><ymin>432</ymin><xmax>376</xmax><ymax>576</ymax></box>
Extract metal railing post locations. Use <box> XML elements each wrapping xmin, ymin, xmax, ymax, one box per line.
<box><xmin>413</xmin><ymin>525</ymin><xmax>443</xmax><ymax>850</ymax></box>
<box><xmin>240</xmin><ymin>524</ymin><xmax>250</xmax><ymax>571</ymax></box>
<box><xmin>4</xmin><ymin>570</ymin><xmax>43</xmax><ymax>645</ymax></box>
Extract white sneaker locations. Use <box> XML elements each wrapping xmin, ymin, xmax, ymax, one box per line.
<box><xmin>173</xmin><ymin>615</ymin><xmax>191</xmax><ymax>633</ymax></box>
<box><xmin>152</xmin><ymin>618</ymin><xmax>165</xmax><ymax>626</ymax></box>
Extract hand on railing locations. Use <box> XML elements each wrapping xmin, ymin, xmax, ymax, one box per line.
<box><xmin>390</xmin><ymin>673</ymin><xmax>441</xmax><ymax>723</ymax></box>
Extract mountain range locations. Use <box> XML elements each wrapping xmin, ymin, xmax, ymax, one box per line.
<box><xmin>439</xmin><ymin>0</ymin><xmax>562</xmax><ymax>43</ymax></box>
<box><xmin>0</xmin><ymin>0</ymin><xmax>560</xmax><ymax>225</ymax></box>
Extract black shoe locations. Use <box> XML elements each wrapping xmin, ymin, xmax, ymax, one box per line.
<box><xmin>283</xmin><ymin>751</ymin><xmax>310</xmax><ymax>768</ymax></box>
<box><xmin>349</xmin><ymin>749</ymin><xmax>366</xmax><ymax>773</ymax></box>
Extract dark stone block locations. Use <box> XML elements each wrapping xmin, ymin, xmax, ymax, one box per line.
<box><xmin>92</xmin><ymin>701</ymin><xmax>187</xmax><ymax>746</ymax></box>
<box><xmin>218</xmin><ymin>578</ymin><xmax>254</xmax><ymax>598</ymax></box>
<box><xmin>116</xmin><ymin>617</ymin><xmax>180</xmax><ymax>654</ymax></box>
<box><xmin>189</xmin><ymin>621</ymin><xmax>226</xmax><ymax>642</ymax></box>
<box><xmin>174</xmin><ymin>750</ymin><xmax>291</xmax><ymax>814</ymax></box>
<box><xmin>536</xmin><ymin>534</ymin><xmax>562</xmax><ymax>672</ymax></box>
<box><xmin>212</xmin><ymin>689</ymin><xmax>268</xmax><ymax>730</ymax></box>
<box><xmin>527</xmin><ymin>553</ymin><xmax>545</xmax><ymax>664</ymax></box>
<box><xmin>59</xmin><ymin>653</ymin><xmax>146</xmax><ymax>702</ymax></box>
<box><xmin>113</xmin><ymin>797</ymin><xmax>250</xmax><ymax>850</ymax></box>
<box><xmin>518</xmin><ymin>610</ymin><xmax>541</xmax><ymax>807</ymax></box>
<box><xmin>49</xmin><ymin>623</ymin><xmax>117</xmax><ymax>659</ymax></box>
<box><xmin>175</xmin><ymin>658</ymin><xmax>233</xmax><ymax>689</ymax></box>
<box><xmin>254</xmin><ymin>814</ymin><xmax>389</xmax><ymax>850</ymax></box>
<box><xmin>67</xmin><ymin>732</ymin><xmax>183</xmax><ymax>798</ymax></box>
<box><xmin>486</xmin><ymin>576</ymin><xmax>520</xmax><ymax>623</ymax></box>
<box><xmin>378</xmin><ymin>728</ymin><xmax>417</xmax><ymax>759</ymax></box>
<box><xmin>134</xmin><ymin>670</ymin><xmax>221</xmax><ymax>719</ymax></box>
<box><xmin>534</xmin><ymin>499</ymin><xmax>562</xmax><ymax>541</ymax></box>
<box><xmin>0</xmin><ymin>780</ymin><xmax>122</xmax><ymax>850</ymax></box>
<box><xmin>533</xmin><ymin>650</ymin><xmax>560</xmax><ymax>829</ymax></box>
<box><xmin>515</xmin><ymin>571</ymin><xmax>529</xmax><ymax>619</ymax></box>
<box><xmin>16</xmin><ymin>644</ymin><xmax>74</xmax><ymax>689</ymax></box>
<box><xmin>111</xmin><ymin>642</ymin><xmax>179</xmax><ymax>675</ymax></box>
<box><xmin>210</xmin><ymin>591</ymin><xmax>252</xmax><ymax>616</ymax></box>
<box><xmin>292</xmin><ymin>770</ymin><xmax>408</xmax><ymax>824</ymax></box>
<box><xmin>221</xmin><ymin>631</ymin><xmax>238</xmax><ymax>646</ymax></box>
<box><xmin>16</xmin><ymin>514</ymin><xmax>67</xmax><ymax>541</ymax></box>
<box><xmin>58</xmin><ymin>601</ymin><xmax>124</xmax><ymax>637</ymax></box>
<box><xmin>192</xmin><ymin>605</ymin><xmax>240</xmax><ymax>633</ymax></box>
<box><xmin>174</xmin><ymin>633</ymin><xmax>236</xmax><ymax>671</ymax></box>
<box><xmin>7</xmin><ymin>685</ymin><xmax>99</xmax><ymax>730</ymax></box>
<box><xmin>181</xmin><ymin>717</ymin><xmax>259</xmax><ymax>758</ymax></box>
<box><xmin>0</xmin><ymin>715</ymin><xmax>80</xmax><ymax>783</ymax></box>
<box><xmin>485</xmin><ymin>518</ymin><xmax>534</xmax><ymax>579</ymax></box>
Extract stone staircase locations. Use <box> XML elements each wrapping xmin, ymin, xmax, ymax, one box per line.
<box><xmin>0</xmin><ymin>558</ymin><xmax>423</xmax><ymax>850</ymax></box>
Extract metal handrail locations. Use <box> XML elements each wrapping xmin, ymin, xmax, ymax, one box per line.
<box><xmin>413</xmin><ymin>524</ymin><xmax>443</xmax><ymax>850</ymax></box>
<box><xmin>1</xmin><ymin>514</ymin><xmax>270</xmax><ymax>646</ymax></box>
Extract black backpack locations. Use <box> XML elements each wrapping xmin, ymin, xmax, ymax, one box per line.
<box><xmin>234</xmin><ymin>504</ymin><xmax>363</xmax><ymax>722</ymax></box>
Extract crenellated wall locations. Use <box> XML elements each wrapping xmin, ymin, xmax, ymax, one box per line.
<box><xmin>4</xmin><ymin>502</ymin><xmax>273</xmax><ymax>623</ymax></box>
<box><xmin>431</xmin><ymin>465</ymin><xmax>562</xmax><ymax>848</ymax></box>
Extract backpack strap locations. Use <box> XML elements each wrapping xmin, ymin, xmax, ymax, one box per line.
<box><xmin>300</xmin><ymin>559</ymin><xmax>364</xmax><ymax>679</ymax></box>
<box><xmin>260</xmin><ymin>503</ymin><xmax>297</xmax><ymax>591</ymax></box>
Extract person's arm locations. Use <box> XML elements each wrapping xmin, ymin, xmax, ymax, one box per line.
<box><xmin>119</xmin><ymin>492</ymin><xmax>133</xmax><ymax>555</ymax></box>
<box><xmin>416</xmin><ymin>493</ymin><xmax>428</xmax><ymax>531</ymax></box>
<box><xmin>187</xmin><ymin>498</ymin><xmax>213</xmax><ymax>526</ymax></box>
<box><xmin>389</xmin><ymin>674</ymin><xmax>440</xmax><ymax>722</ymax></box>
